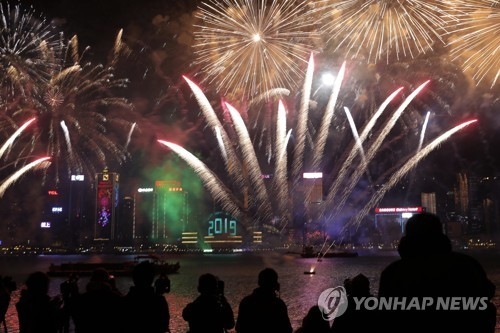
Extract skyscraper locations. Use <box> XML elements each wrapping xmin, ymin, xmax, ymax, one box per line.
<box><xmin>95</xmin><ymin>168</ymin><xmax>119</xmax><ymax>240</ymax></box>
<box><xmin>153</xmin><ymin>180</ymin><xmax>187</xmax><ymax>243</ymax></box>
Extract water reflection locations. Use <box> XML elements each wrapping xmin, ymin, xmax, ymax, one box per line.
<box><xmin>1</xmin><ymin>251</ymin><xmax>499</xmax><ymax>333</ymax></box>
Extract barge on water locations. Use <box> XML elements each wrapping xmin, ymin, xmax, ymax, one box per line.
<box><xmin>47</xmin><ymin>255</ymin><xmax>180</xmax><ymax>277</ymax></box>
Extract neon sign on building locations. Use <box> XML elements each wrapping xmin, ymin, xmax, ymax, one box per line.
<box><xmin>374</xmin><ymin>207</ymin><xmax>424</xmax><ymax>214</ymax></box>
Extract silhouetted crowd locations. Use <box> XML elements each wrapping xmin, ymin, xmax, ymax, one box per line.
<box><xmin>0</xmin><ymin>213</ymin><xmax>498</xmax><ymax>333</ymax></box>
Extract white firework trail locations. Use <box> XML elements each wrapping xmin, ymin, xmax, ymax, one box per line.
<box><xmin>0</xmin><ymin>118</ymin><xmax>36</xmax><ymax>159</ymax></box>
<box><xmin>418</xmin><ymin>111</ymin><xmax>431</xmax><ymax>152</ymax></box>
<box><xmin>344</xmin><ymin>107</ymin><xmax>367</xmax><ymax>166</ymax></box>
<box><xmin>60</xmin><ymin>120</ymin><xmax>72</xmax><ymax>155</ymax></box>
<box><xmin>336</xmin><ymin>81</ymin><xmax>430</xmax><ymax>211</ymax></box>
<box><xmin>292</xmin><ymin>53</ymin><xmax>314</xmax><ymax>183</ymax></box>
<box><xmin>225</xmin><ymin>102</ymin><xmax>272</xmax><ymax>220</ymax></box>
<box><xmin>312</xmin><ymin>61</ymin><xmax>346</xmax><ymax>170</ymax></box>
<box><xmin>274</xmin><ymin>100</ymin><xmax>291</xmax><ymax>225</ymax></box>
<box><xmin>349</xmin><ymin>119</ymin><xmax>478</xmax><ymax>230</ymax></box>
<box><xmin>125</xmin><ymin>122</ymin><xmax>136</xmax><ymax>150</ymax></box>
<box><xmin>157</xmin><ymin>140</ymin><xmax>243</xmax><ymax>221</ymax></box>
<box><xmin>214</xmin><ymin>126</ymin><xmax>227</xmax><ymax>163</ymax></box>
<box><xmin>183</xmin><ymin>76</ymin><xmax>243</xmax><ymax>185</ymax></box>
<box><xmin>0</xmin><ymin>157</ymin><xmax>51</xmax><ymax>197</ymax></box>
<box><xmin>323</xmin><ymin>87</ymin><xmax>404</xmax><ymax>212</ymax></box>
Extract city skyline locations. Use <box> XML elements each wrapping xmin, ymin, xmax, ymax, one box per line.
<box><xmin>0</xmin><ymin>0</ymin><xmax>498</xmax><ymax>245</ymax></box>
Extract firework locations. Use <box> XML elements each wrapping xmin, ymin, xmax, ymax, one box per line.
<box><xmin>0</xmin><ymin>2</ymin><xmax>61</xmax><ymax>100</ymax></box>
<box><xmin>447</xmin><ymin>0</ymin><xmax>500</xmax><ymax>88</ymax></box>
<box><xmin>0</xmin><ymin>118</ymin><xmax>50</xmax><ymax>197</ymax></box>
<box><xmin>193</xmin><ymin>0</ymin><xmax>319</xmax><ymax>99</ymax></box>
<box><xmin>0</xmin><ymin>156</ymin><xmax>50</xmax><ymax>197</ymax></box>
<box><xmin>317</xmin><ymin>0</ymin><xmax>459</xmax><ymax>63</ymax></box>
<box><xmin>21</xmin><ymin>34</ymin><xmax>133</xmax><ymax>183</ymax></box>
<box><xmin>0</xmin><ymin>3</ymin><xmax>135</xmax><ymax>183</ymax></box>
<box><xmin>161</xmin><ymin>54</ymin><xmax>476</xmax><ymax>240</ymax></box>
<box><xmin>350</xmin><ymin>119</ymin><xmax>477</xmax><ymax>231</ymax></box>
<box><xmin>0</xmin><ymin>118</ymin><xmax>36</xmax><ymax>158</ymax></box>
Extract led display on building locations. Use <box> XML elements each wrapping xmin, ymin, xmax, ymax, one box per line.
<box><xmin>95</xmin><ymin>170</ymin><xmax>119</xmax><ymax>240</ymax></box>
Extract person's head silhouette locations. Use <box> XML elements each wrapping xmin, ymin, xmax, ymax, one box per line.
<box><xmin>398</xmin><ymin>212</ymin><xmax>451</xmax><ymax>258</ymax></box>
<box><xmin>25</xmin><ymin>272</ymin><xmax>50</xmax><ymax>296</ymax></box>
<box><xmin>197</xmin><ymin>273</ymin><xmax>218</xmax><ymax>296</ymax></box>
<box><xmin>258</xmin><ymin>268</ymin><xmax>279</xmax><ymax>292</ymax></box>
<box><xmin>132</xmin><ymin>261</ymin><xmax>155</xmax><ymax>287</ymax></box>
<box><xmin>350</xmin><ymin>273</ymin><xmax>370</xmax><ymax>297</ymax></box>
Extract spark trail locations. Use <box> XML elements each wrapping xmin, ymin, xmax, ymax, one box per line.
<box><xmin>324</xmin><ymin>81</ymin><xmax>430</xmax><ymax>219</ymax></box>
<box><xmin>163</xmin><ymin>53</ymin><xmax>477</xmax><ymax>239</ymax></box>
<box><xmin>349</xmin><ymin>119</ymin><xmax>478</xmax><ymax>230</ymax></box>
<box><xmin>311</xmin><ymin>61</ymin><xmax>346</xmax><ymax>170</ymax></box>
<box><xmin>0</xmin><ymin>157</ymin><xmax>51</xmax><ymax>197</ymax></box>
<box><xmin>225</xmin><ymin>102</ymin><xmax>272</xmax><ymax>221</ymax></box>
<box><xmin>157</xmin><ymin>140</ymin><xmax>244</xmax><ymax>221</ymax></box>
<box><xmin>183</xmin><ymin>76</ymin><xmax>243</xmax><ymax>185</ymax></box>
<box><xmin>325</xmin><ymin>87</ymin><xmax>404</xmax><ymax>206</ymax></box>
<box><xmin>0</xmin><ymin>118</ymin><xmax>36</xmax><ymax>158</ymax></box>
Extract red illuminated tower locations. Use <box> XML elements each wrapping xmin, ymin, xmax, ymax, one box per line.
<box><xmin>95</xmin><ymin>168</ymin><xmax>119</xmax><ymax>240</ymax></box>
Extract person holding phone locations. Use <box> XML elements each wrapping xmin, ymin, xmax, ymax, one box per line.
<box><xmin>182</xmin><ymin>273</ymin><xmax>234</xmax><ymax>333</ymax></box>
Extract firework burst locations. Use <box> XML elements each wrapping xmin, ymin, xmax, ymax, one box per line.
<box><xmin>26</xmin><ymin>34</ymin><xmax>134</xmax><ymax>183</ymax></box>
<box><xmin>159</xmin><ymin>54</ymin><xmax>476</xmax><ymax>241</ymax></box>
<box><xmin>447</xmin><ymin>0</ymin><xmax>500</xmax><ymax>88</ymax></box>
<box><xmin>316</xmin><ymin>0</ymin><xmax>459</xmax><ymax>63</ymax></box>
<box><xmin>193</xmin><ymin>0</ymin><xmax>319</xmax><ymax>99</ymax></box>
<box><xmin>0</xmin><ymin>2</ymin><xmax>61</xmax><ymax>100</ymax></box>
<box><xmin>0</xmin><ymin>3</ymin><xmax>135</xmax><ymax>182</ymax></box>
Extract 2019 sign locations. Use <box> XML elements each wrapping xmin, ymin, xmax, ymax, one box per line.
<box><xmin>207</xmin><ymin>211</ymin><xmax>237</xmax><ymax>236</ymax></box>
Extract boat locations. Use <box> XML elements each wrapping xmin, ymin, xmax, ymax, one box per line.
<box><xmin>300</xmin><ymin>245</ymin><xmax>359</xmax><ymax>259</ymax></box>
<box><xmin>47</xmin><ymin>255</ymin><xmax>180</xmax><ymax>277</ymax></box>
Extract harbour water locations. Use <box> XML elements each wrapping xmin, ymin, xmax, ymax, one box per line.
<box><xmin>1</xmin><ymin>250</ymin><xmax>500</xmax><ymax>333</ymax></box>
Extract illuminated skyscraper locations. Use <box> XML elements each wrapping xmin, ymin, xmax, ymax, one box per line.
<box><xmin>153</xmin><ymin>180</ymin><xmax>187</xmax><ymax>243</ymax></box>
<box><xmin>95</xmin><ymin>169</ymin><xmax>119</xmax><ymax>240</ymax></box>
<box><xmin>421</xmin><ymin>192</ymin><xmax>437</xmax><ymax>215</ymax></box>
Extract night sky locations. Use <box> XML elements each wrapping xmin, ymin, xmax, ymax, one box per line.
<box><xmin>1</xmin><ymin>0</ymin><xmax>499</xmax><ymax>239</ymax></box>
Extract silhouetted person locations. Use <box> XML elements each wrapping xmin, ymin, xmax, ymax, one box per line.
<box><xmin>70</xmin><ymin>268</ymin><xmax>124</xmax><ymax>333</ymax></box>
<box><xmin>124</xmin><ymin>261</ymin><xmax>170</xmax><ymax>333</ymax></box>
<box><xmin>0</xmin><ymin>276</ymin><xmax>16</xmax><ymax>333</ymax></box>
<box><xmin>235</xmin><ymin>268</ymin><xmax>292</xmax><ymax>333</ymax></box>
<box><xmin>59</xmin><ymin>273</ymin><xmax>79</xmax><ymax>333</ymax></box>
<box><xmin>330</xmin><ymin>273</ymin><xmax>373</xmax><ymax>333</ymax></box>
<box><xmin>182</xmin><ymin>273</ymin><xmax>234</xmax><ymax>333</ymax></box>
<box><xmin>154</xmin><ymin>272</ymin><xmax>171</xmax><ymax>295</ymax></box>
<box><xmin>378</xmin><ymin>212</ymin><xmax>496</xmax><ymax>333</ymax></box>
<box><xmin>15</xmin><ymin>271</ymin><xmax>63</xmax><ymax>333</ymax></box>
<box><xmin>295</xmin><ymin>305</ymin><xmax>331</xmax><ymax>333</ymax></box>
